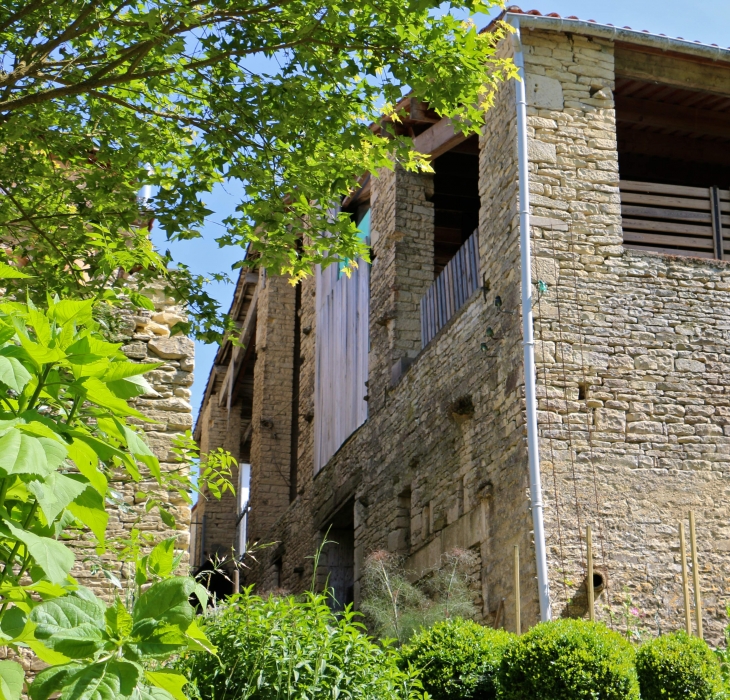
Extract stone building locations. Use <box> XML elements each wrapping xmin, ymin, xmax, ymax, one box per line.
<box><xmin>193</xmin><ymin>7</ymin><xmax>730</xmax><ymax>643</ymax></box>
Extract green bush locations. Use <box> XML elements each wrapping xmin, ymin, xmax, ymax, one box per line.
<box><xmin>176</xmin><ymin>588</ymin><xmax>420</xmax><ymax>700</ymax></box>
<box><xmin>399</xmin><ymin>617</ymin><xmax>513</xmax><ymax>700</ymax></box>
<box><xmin>636</xmin><ymin>631</ymin><xmax>725</xmax><ymax>700</ymax></box>
<box><xmin>498</xmin><ymin>619</ymin><xmax>639</xmax><ymax>700</ymax></box>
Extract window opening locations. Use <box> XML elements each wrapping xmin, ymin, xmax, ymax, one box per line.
<box><xmin>615</xmin><ymin>58</ymin><xmax>730</xmax><ymax>258</ymax></box>
<box><xmin>321</xmin><ymin>500</ymin><xmax>355</xmax><ymax>611</ymax></box>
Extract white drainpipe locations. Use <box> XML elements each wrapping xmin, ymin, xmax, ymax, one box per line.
<box><xmin>508</xmin><ymin>16</ymin><xmax>552</xmax><ymax>622</ymax></box>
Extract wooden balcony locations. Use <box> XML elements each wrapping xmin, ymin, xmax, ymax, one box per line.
<box><xmin>420</xmin><ymin>229</ymin><xmax>480</xmax><ymax>348</ymax></box>
<box><xmin>621</xmin><ymin>180</ymin><xmax>730</xmax><ymax>259</ymax></box>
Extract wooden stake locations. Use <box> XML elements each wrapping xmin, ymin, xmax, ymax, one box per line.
<box><xmin>679</xmin><ymin>521</ymin><xmax>692</xmax><ymax>635</ymax></box>
<box><xmin>689</xmin><ymin>511</ymin><xmax>703</xmax><ymax>639</ymax></box>
<box><xmin>514</xmin><ymin>544</ymin><xmax>521</xmax><ymax>635</ymax></box>
<box><xmin>587</xmin><ymin>525</ymin><xmax>595</xmax><ymax>622</ymax></box>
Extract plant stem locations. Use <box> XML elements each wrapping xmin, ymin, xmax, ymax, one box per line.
<box><xmin>66</xmin><ymin>395</ymin><xmax>81</xmax><ymax>425</ymax></box>
<box><xmin>0</xmin><ymin>500</ymin><xmax>39</xmax><ymax>586</ymax></box>
<box><xmin>26</xmin><ymin>364</ymin><xmax>53</xmax><ymax>411</ymax></box>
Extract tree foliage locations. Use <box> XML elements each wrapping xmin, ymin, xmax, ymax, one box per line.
<box><xmin>0</xmin><ymin>0</ymin><xmax>515</xmax><ymax>339</ymax></box>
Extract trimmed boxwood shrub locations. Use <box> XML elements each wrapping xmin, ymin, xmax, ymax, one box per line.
<box><xmin>398</xmin><ymin>618</ymin><xmax>513</xmax><ymax>699</ymax></box>
<box><xmin>498</xmin><ymin>619</ymin><xmax>639</xmax><ymax>700</ymax></box>
<box><xmin>636</xmin><ymin>631</ymin><xmax>725</xmax><ymax>700</ymax></box>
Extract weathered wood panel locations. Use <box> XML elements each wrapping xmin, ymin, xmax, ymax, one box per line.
<box><xmin>621</xmin><ymin>180</ymin><xmax>728</xmax><ymax>260</ymax></box>
<box><xmin>420</xmin><ymin>229</ymin><xmax>480</xmax><ymax>348</ymax></box>
<box><xmin>314</xmin><ymin>216</ymin><xmax>370</xmax><ymax>474</ymax></box>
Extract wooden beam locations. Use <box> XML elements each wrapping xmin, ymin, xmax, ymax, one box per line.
<box><xmin>219</xmin><ymin>285</ymin><xmax>259</xmax><ymax>407</ymax></box>
<box><xmin>617</xmin><ymin>95</ymin><xmax>730</xmax><ymax>140</ymax></box>
<box><xmin>618</xmin><ymin>129</ymin><xmax>730</xmax><ymax>167</ymax></box>
<box><xmin>413</xmin><ymin>117</ymin><xmax>466</xmax><ymax>159</ymax></box>
<box><xmin>615</xmin><ymin>44</ymin><xmax>730</xmax><ymax>98</ymax></box>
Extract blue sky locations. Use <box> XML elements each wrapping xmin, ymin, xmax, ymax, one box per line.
<box><xmin>152</xmin><ymin>0</ymin><xmax>730</xmax><ymax>423</ymax></box>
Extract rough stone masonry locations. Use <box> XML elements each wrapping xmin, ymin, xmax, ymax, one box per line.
<box><xmin>195</xmin><ymin>14</ymin><xmax>730</xmax><ymax>645</ymax></box>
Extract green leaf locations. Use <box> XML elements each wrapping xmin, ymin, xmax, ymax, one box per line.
<box><xmin>29</xmin><ymin>664</ymin><xmax>81</xmax><ymax>700</ymax></box>
<box><xmin>30</xmin><ymin>590</ymin><xmax>105</xmax><ymax>659</ymax></box>
<box><xmin>67</xmin><ymin>439</ymin><xmax>107</xmax><ymax>496</ymax></box>
<box><xmin>67</xmin><ymin>487</ymin><xmax>108</xmax><ymax>544</ymax></box>
<box><xmin>0</xmin><ymin>660</ymin><xmax>25</xmax><ymax>700</ymax></box>
<box><xmin>3</xmin><ymin>521</ymin><xmax>74</xmax><ymax>585</ymax></box>
<box><xmin>0</xmin><ymin>429</ymin><xmax>66</xmax><ymax>478</ymax></box>
<box><xmin>158</xmin><ymin>507</ymin><xmax>175</xmax><ymax>529</ymax></box>
<box><xmin>132</xmin><ymin>577</ymin><xmax>195</xmax><ymax>629</ymax></box>
<box><xmin>16</xmin><ymin>335</ymin><xmax>64</xmax><ymax>367</ymax></box>
<box><xmin>0</xmin><ymin>263</ymin><xmax>31</xmax><ymax>280</ymax></box>
<box><xmin>122</xmin><ymin>426</ymin><xmax>154</xmax><ymax>457</ymax></box>
<box><xmin>0</xmin><ymin>356</ymin><xmax>31</xmax><ymax>392</ymax></box>
<box><xmin>106</xmin><ymin>375</ymin><xmax>154</xmax><ymax>399</ymax></box>
<box><xmin>102</xmin><ymin>362</ymin><xmax>161</xmax><ymax>382</ymax></box>
<box><xmin>137</xmin><ymin>686</ymin><xmax>175</xmax><ymax>700</ymax></box>
<box><xmin>147</xmin><ymin>538</ymin><xmax>176</xmax><ymax>578</ymax></box>
<box><xmin>144</xmin><ymin>671</ymin><xmax>187</xmax><ymax>700</ymax></box>
<box><xmin>184</xmin><ymin>618</ymin><xmax>217</xmax><ymax>655</ymax></box>
<box><xmin>0</xmin><ymin>607</ymin><xmax>26</xmax><ymax>641</ymax></box>
<box><xmin>28</xmin><ymin>472</ymin><xmax>87</xmax><ymax>525</ymax></box>
<box><xmin>48</xmin><ymin>300</ymin><xmax>94</xmax><ymax>326</ymax></box>
<box><xmin>49</xmin><ymin>661</ymin><xmax>139</xmax><ymax>700</ymax></box>
<box><xmin>80</xmin><ymin>377</ymin><xmax>146</xmax><ymax>418</ymax></box>
<box><xmin>105</xmin><ymin>598</ymin><xmax>133</xmax><ymax>639</ymax></box>
<box><xmin>192</xmin><ymin>582</ymin><xmax>209</xmax><ymax>612</ymax></box>
<box><xmin>129</xmin><ymin>292</ymin><xmax>156</xmax><ymax>311</ymax></box>
<box><xmin>65</xmin><ymin>336</ymin><xmax>121</xmax><ymax>365</ymax></box>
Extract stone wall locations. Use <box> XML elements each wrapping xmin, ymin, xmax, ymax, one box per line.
<box><xmin>217</xmin><ymin>26</ymin><xmax>730</xmax><ymax>645</ymax></box>
<box><xmin>524</xmin><ymin>28</ymin><xmax>730</xmax><ymax>643</ymax></box>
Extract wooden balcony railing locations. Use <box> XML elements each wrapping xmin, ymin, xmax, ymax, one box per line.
<box><xmin>621</xmin><ymin>180</ymin><xmax>730</xmax><ymax>259</ymax></box>
<box><xmin>420</xmin><ymin>229</ymin><xmax>480</xmax><ymax>348</ymax></box>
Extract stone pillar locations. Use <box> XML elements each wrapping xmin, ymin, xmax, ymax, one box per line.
<box><xmin>369</xmin><ymin>165</ymin><xmax>435</xmax><ymax>397</ymax></box>
<box><xmin>247</xmin><ymin>274</ymin><xmax>297</xmax><ymax>543</ymax></box>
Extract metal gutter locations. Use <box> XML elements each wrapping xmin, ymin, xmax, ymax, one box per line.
<box><xmin>504</xmin><ymin>11</ymin><xmax>730</xmax><ymax>64</ymax></box>
<box><xmin>508</xmin><ymin>15</ymin><xmax>552</xmax><ymax>623</ymax></box>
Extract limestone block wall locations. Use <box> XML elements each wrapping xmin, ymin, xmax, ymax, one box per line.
<box><xmin>523</xmin><ymin>28</ymin><xmax>730</xmax><ymax>644</ymax></box>
<box><xmin>66</xmin><ymin>289</ymin><xmax>195</xmax><ymax>597</ymax></box>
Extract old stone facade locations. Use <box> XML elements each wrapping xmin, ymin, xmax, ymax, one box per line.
<box><xmin>194</xmin><ymin>9</ymin><xmax>730</xmax><ymax>644</ymax></box>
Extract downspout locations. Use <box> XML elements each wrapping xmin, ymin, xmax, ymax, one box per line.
<box><xmin>508</xmin><ymin>16</ymin><xmax>551</xmax><ymax>622</ymax></box>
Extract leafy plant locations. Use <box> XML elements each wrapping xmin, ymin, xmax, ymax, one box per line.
<box><xmin>360</xmin><ymin>549</ymin><xmax>477</xmax><ymax>644</ymax></box>
<box><xmin>498</xmin><ymin>619</ymin><xmax>640</xmax><ymax>700</ymax></box>
<box><xmin>0</xmin><ymin>0</ymin><xmax>516</xmax><ymax>340</ymax></box>
<box><xmin>176</xmin><ymin>587</ymin><xmax>422</xmax><ymax>700</ymax></box>
<box><xmin>398</xmin><ymin>617</ymin><xmax>512</xmax><ymax>700</ymax></box>
<box><xmin>637</xmin><ymin>631</ymin><xmax>725</xmax><ymax>700</ymax></box>
<box><xmin>0</xmin><ymin>278</ymin><xmax>229</xmax><ymax>697</ymax></box>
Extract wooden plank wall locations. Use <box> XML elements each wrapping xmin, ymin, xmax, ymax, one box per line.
<box><xmin>420</xmin><ymin>229</ymin><xmax>481</xmax><ymax>348</ymax></box>
<box><xmin>313</xmin><ymin>255</ymin><xmax>369</xmax><ymax>474</ymax></box>
<box><xmin>621</xmin><ymin>179</ymin><xmax>730</xmax><ymax>259</ymax></box>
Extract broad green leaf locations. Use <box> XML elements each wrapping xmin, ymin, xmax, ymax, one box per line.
<box><xmin>185</xmin><ymin>618</ymin><xmax>217</xmax><ymax>655</ymax></box>
<box><xmin>107</xmin><ymin>374</ymin><xmax>155</xmax><ymax>399</ymax></box>
<box><xmin>26</xmin><ymin>640</ymin><xmax>73</xmax><ymax>667</ymax></box>
<box><xmin>81</xmin><ymin>377</ymin><xmax>146</xmax><ymax>418</ymax></box>
<box><xmin>0</xmin><ymin>429</ymin><xmax>63</xmax><ymax>478</ymax></box>
<box><xmin>0</xmin><ymin>356</ymin><xmax>31</xmax><ymax>392</ymax></box>
<box><xmin>144</xmin><ymin>671</ymin><xmax>187</xmax><ymax>700</ymax></box>
<box><xmin>16</xmin><ymin>335</ymin><xmax>64</xmax><ymax>367</ymax></box>
<box><xmin>192</xmin><ymin>582</ymin><xmax>209</xmax><ymax>611</ymax></box>
<box><xmin>122</xmin><ymin>426</ymin><xmax>154</xmax><ymax>457</ymax></box>
<box><xmin>0</xmin><ymin>660</ymin><xmax>24</xmax><ymax>700</ymax></box>
<box><xmin>0</xmin><ymin>607</ymin><xmax>26</xmax><ymax>641</ymax></box>
<box><xmin>0</xmin><ymin>263</ymin><xmax>31</xmax><ymax>279</ymax></box>
<box><xmin>28</xmin><ymin>472</ymin><xmax>87</xmax><ymax>525</ymax></box>
<box><xmin>102</xmin><ymin>362</ymin><xmax>161</xmax><ymax>382</ymax></box>
<box><xmin>147</xmin><ymin>537</ymin><xmax>176</xmax><ymax>578</ymax></box>
<box><xmin>3</xmin><ymin>521</ymin><xmax>74</xmax><ymax>585</ymax></box>
<box><xmin>137</xmin><ymin>686</ymin><xmax>175</xmax><ymax>700</ymax></box>
<box><xmin>132</xmin><ymin>577</ymin><xmax>195</xmax><ymax>628</ymax></box>
<box><xmin>105</xmin><ymin>598</ymin><xmax>133</xmax><ymax>638</ymax></box>
<box><xmin>30</xmin><ymin>591</ymin><xmax>105</xmax><ymax>659</ymax></box>
<box><xmin>49</xmin><ymin>300</ymin><xmax>94</xmax><ymax>326</ymax></box>
<box><xmin>67</xmin><ymin>488</ymin><xmax>108</xmax><ymax>544</ymax></box>
<box><xmin>29</xmin><ymin>664</ymin><xmax>82</xmax><ymax>700</ymax></box>
<box><xmin>67</xmin><ymin>439</ymin><xmax>107</xmax><ymax>495</ymax></box>
<box><xmin>65</xmin><ymin>336</ymin><xmax>121</xmax><ymax>364</ymax></box>
<box><xmin>26</xmin><ymin>309</ymin><xmax>52</xmax><ymax>347</ymax></box>
<box><xmin>60</xmin><ymin>661</ymin><xmax>139</xmax><ymax>700</ymax></box>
